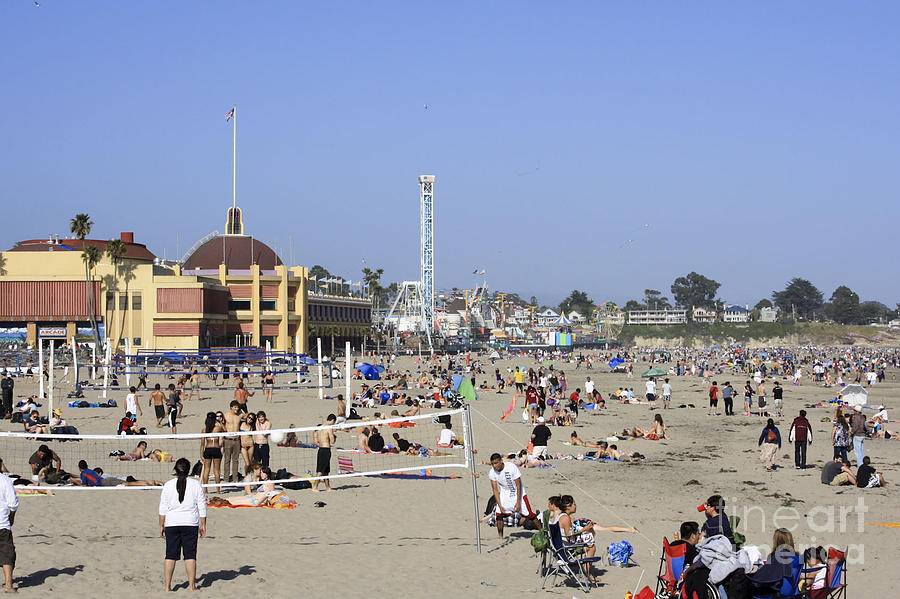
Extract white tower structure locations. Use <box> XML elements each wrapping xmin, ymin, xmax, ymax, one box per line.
<box><xmin>419</xmin><ymin>175</ymin><xmax>435</xmax><ymax>335</ymax></box>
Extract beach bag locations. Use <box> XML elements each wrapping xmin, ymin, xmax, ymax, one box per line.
<box><xmin>607</xmin><ymin>540</ymin><xmax>634</xmax><ymax>566</ymax></box>
<box><xmin>190</xmin><ymin>460</ymin><xmax>203</xmax><ymax>477</ymax></box>
<box><xmin>107</xmin><ymin>398</ymin><xmax>117</xmax><ymax>407</ymax></box>
<box><xmin>10</xmin><ymin>413</ymin><xmax>23</xmax><ymax>424</ymax></box>
<box><xmin>530</xmin><ymin>509</ymin><xmax>551</xmax><ymax>553</ymax></box>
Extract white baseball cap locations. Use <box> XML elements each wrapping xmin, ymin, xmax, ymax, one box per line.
<box><xmin>537</xmin><ymin>417</ymin><xmax>545</xmax><ymax>423</ymax></box>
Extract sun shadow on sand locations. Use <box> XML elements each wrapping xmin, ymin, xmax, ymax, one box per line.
<box><xmin>16</xmin><ymin>565</ymin><xmax>85</xmax><ymax>588</ymax></box>
<box><xmin>195</xmin><ymin>565</ymin><xmax>257</xmax><ymax>589</ymax></box>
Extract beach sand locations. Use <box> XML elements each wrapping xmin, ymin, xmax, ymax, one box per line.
<box><xmin>0</xmin><ymin>354</ymin><xmax>896</xmax><ymax>597</ymax></box>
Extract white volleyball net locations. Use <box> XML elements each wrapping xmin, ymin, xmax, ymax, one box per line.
<box><xmin>0</xmin><ymin>407</ymin><xmax>472</xmax><ymax>491</ymax></box>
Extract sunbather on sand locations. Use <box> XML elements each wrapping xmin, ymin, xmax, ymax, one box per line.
<box><xmin>626</xmin><ymin>414</ymin><xmax>670</xmax><ymax>440</ymax></box>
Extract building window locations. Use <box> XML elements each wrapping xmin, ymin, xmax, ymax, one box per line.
<box><xmin>133</xmin><ymin>337</ymin><xmax>142</xmax><ymax>346</ymax></box>
<box><xmin>260</xmin><ymin>299</ymin><xmax>276</xmax><ymax>311</ymax></box>
<box><xmin>132</xmin><ymin>294</ymin><xmax>142</xmax><ymax>310</ymax></box>
<box><xmin>228</xmin><ymin>299</ymin><xmax>252</xmax><ymax>311</ymax></box>
<box><xmin>119</xmin><ymin>294</ymin><xmax>128</xmax><ymax>310</ymax></box>
<box><xmin>106</xmin><ymin>292</ymin><xmax>115</xmax><ymax>311</ymax></box>
<box><xmin>288</xmin><ymin>299</ymin><xmax>295</xmax><ymax>312</ymax></box>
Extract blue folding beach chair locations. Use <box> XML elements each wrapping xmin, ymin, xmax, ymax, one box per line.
<box><xmin>540</xmin><ymin>520</ymin><xmax>604</xmax><ymax>592</ymax></box>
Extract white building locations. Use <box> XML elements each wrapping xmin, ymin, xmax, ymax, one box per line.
<box><xmin>723</xmin><ymin>305</ymin><xmax>750</xmax><ymax>323</ymax></box>
<box><xmin>628</xmin><ymin>309</ymin><xmax>688</xmax><ymax>325</ymax></box>
<box><xmin>537</xmin><ymin>308</ymin><xmax>560</xmax><ymax>327</ymax></box>
<box><xmin>567</xmin><ymin>311</ymin><xmax>587</xmax><ymax>323</ymax></box>
<box><xmin>759</xmin><ymin>307</ymin><xmax>778</xmax><ymax>322</ymax></box>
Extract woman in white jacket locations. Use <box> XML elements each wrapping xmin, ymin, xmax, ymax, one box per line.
<box><xmin>159</xmin><ymin>457</ymin><xmax>207</xmax><ymax>591</ymax></box>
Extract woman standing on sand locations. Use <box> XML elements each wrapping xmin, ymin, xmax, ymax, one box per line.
<box><xmin>159</xmin><ymin>458</ymin><xmax>206</xmax><ymax>592</ymax></box>
<box><xmin>743</xmin><ymin>381</ymin><xmax>754</xmax><ymax>416</ymax></box>
<box><xmin>758</xmin><ymin>418</ymin><xmax>781</xmax><ymax>471</ymax></box>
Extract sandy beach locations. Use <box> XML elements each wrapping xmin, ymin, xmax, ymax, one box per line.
<box><xmin>0</xmin><ymin>353</ymin><xmax>896</xmax><ymax>598</ymax></box>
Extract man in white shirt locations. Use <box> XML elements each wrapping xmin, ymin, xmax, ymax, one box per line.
<box><xmin>0</xmin><ymin>473</ymin><xmax>18</xmax><ymax>593</ymax></box>
<box><xmin>125</xmin><ymin>386</ymin><xmax>143</xmax><ymax>419</ymax></box>
<box><xmin>487</xmin><ymin>454</ymin><xmax>533</xmax><ymax>538</ymax></box>
<box><xmin>437</xmin><ymin>423</ymin><xmax>458</xmax><ymax>447</ymax></box>
<box><xmin>662</xmin><ymin>378</ymin><xmax>673</xmax><ymax>409</ymax></box>
<box><xmin>645</xmin><ymin>377</ymin><xmax>657</xmax><ymax>402</ymax></box>
<box><xmin>584</xmin><ymin>377</ymin><xmax>594</xmax><ymax>396</ymax></box>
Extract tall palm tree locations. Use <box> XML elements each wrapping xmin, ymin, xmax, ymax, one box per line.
<box><xmin>106</xmin><ymin>239</ymin><xmax>127</xmax><ymax>351</ymax></box>
<box><xmin>361</xmin><ymin>267</ymin><xmax>384</xmax><ymax>309</ymax></box>
<box><xmin>81</xmin><ymin>244</ymin><xmax>103</xmax><ymax>349</ymax></box>
<box><xmin>70</xmin><ymin>214</ymin><xmax>99</xmax><ymax>347</ymax></box>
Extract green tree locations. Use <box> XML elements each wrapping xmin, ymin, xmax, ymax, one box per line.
<box><xmin>361</xmin><ymin>267</ymin><xmax>384</xmax><ymax>311</ymax></box>
<box><xmin>643</xmin><ymin>289</ymin><xmax>672</xmax><ymax>310</ymax></box>
<box><xmin>826</xmin><ymin>286</ymin><xmax>860</xmax><ymax>324</ymax></box>
<box><xmin>70</xmin><ymin>214</ymin><xmax>101</xmax><ymax>348</ymax></box>
<box><xmin>772</xmin><ymin>278</ymin><xmax>824</xmax><ymax>320</ymax></box>
<box><xmin>558</xmin><ymin>289</ymin><xmax>594</xmax><ymax>316</ymax></box>
<box><xmin>80</xmin><ymin>244</ymin><xmax>103</xmax><ymax>348</ymax></box>
<box><xmin>858</xmin><ymin>301</ymin><xmax>892</xmax><ymax>324</ymax></box>
<box><xmin>106</xmin><ymin>239</ymin><xmax>127</xmax><ymax>351</ymax></box>
<box><xmin>754</xmin><ymin>298</ymin><xmax>773</xmax><ymax>310</ymax></box>
<box><xmin>309</xmin><ymin>264</ymin><xmax>331</xmax><ymax>280</ymax></box>
<box><xmin>623</xmin><ymin>299</ymin><xmax>645</xmax><ymax>312</ymax></box>
<box><xmin>671</xmin><ymin>272</ymin><xmax>721</xmax><ymax>310</ymax></box>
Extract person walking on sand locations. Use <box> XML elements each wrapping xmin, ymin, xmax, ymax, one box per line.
<box><xmin>159</xmin><ymin>458</ymin><xmax>206</xmax><ymax>592</ymax></box>
<box><xmin>312</xmin><ymin>414</ymin><xmax>336</xmax><ymax>492</ymax></box>
<box><xmin>149</xmin><ymin>384</ymin><xmax>166</xmax><ymax>427</ymax></box>
<box><xmin>759</xmin><ymin>418</ymin><xmax>781</xmax><ymax>471</ymax></box>
<box><xmin>0</xmin><ymin>470</ymin><xmax>18</xmax><ymax>593</ymax></box>
<box><xmin>789</xmin><ymin>409</ymin><xmax>813</xmax><ymax>469</ymax></box>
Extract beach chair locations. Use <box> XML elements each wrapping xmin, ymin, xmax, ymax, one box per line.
<box><xmin>337</xmin><ymin>456</ymin><xmax>354</xmax><ymax>474</ymax></box>
<box><xmin>800</xmin><ymin>547</ymin><xmax>847</xmax><ymax>599</ymax></box>
<box><xmin>540</xmin><ymin>520</ymin><xmax>603</xmax><ymax>592</ymax></box>
<box><xmin>750</xmin><ymin>554</ymin><xmax>802</xmax><ymax>599</ymax></box>
<box><xmin>654</xmin><ymin>537</ymin><xmax>687</xmax><ymax>598</ymax></box>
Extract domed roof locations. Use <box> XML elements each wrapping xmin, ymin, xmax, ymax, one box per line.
<box><xmin>183</xmin><ymin>235</ymin><xmax>282</xmax><ymax>270</ymax></box>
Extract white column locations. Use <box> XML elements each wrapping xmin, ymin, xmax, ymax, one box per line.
<box><xmin>125</xmin><ymin>338</ymin><xmax>132</xmax><ymax>387</ymax></box>
<box><xmin>38</xmin><ymin>338</ymin><xmax>44</xmax><ymax>399</ymax></box>
<box><xmin>48</xmin><ymin>339</ymin><xmax>55</xmax><ymax>417</ymax></box>
<box><xmin>102</xmin><ymin>338</ymin><xmax>111</xmax><ymax>398</ymax></box>
<box><xmin>344</xmin><ymin>341</ymin><xmax>351</xmax><ymax>419</ymax></box>
<box><xmin>70</xmin><ymin>338</ymin><xmax>78</xmax><ymax>389</ymax></box>
<box><xmin>316</xmin><ymin>337</ymin><xmax>323</xmax><ymax>400</ymax></box>
<box><xmin>294</xmin><ymin>336</ymin><xmax>301</xmax><ymax>385</ymax></box>
<box><xmin>91</xmin><ymin>344</ymin><xmax>96</xmax><ymax>379</ymax></box>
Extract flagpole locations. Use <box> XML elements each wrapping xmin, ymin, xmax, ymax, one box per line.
<box><xmin>232</xmin><ymin>104</ymin><xmax>237</xmax><ymax>214</ymax></box>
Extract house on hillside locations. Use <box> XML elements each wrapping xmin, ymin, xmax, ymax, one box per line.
<box><xmin>723</xmin><ymin>305</ymin><xmax>750</xmax><ymax>323</ymax></box>
<box><xmin>537</xmin><ymin>309</ymin><xmax>559</xmax><ymax>327</ymax></box>
<box><xmin>759</xmin><ymin>307</ymin><xmax>778</xmax><ymax>322</ymax></box>
<box><xmin>692</xmin><ymin>307</ymin><xmax>716</xmax><ymax>324</ymax></box>
<box><xmin>568</xmin><ymin>311</ymin><xmax>586</xmax><ymax>323</ymax></box>
<box><xmin>628</xmin><ymin>309</ymin><xmax>688</xmax><ymax>325</ymax></box>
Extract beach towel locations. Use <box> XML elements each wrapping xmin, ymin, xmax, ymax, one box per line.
<box><xmin>500</xmin><ymin>392</ymin><xmax>520</xmax><ymax>420</ymax></box>
<box><xmin>338</xmin><ymin>456</ymin><xmax>354</xmax><ymax>474</ymax></box>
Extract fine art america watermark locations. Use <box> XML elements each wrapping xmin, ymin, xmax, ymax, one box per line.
<box><xmin>722</xmin><ymin>495</ymin><xmax>868</xmax><ymax>563</ymax></box>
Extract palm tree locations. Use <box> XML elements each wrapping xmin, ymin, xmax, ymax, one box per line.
<box><xmin>81</xmin><ymin>244</ymin><xmax>103</xmax><ymax>349</ymax></box>
<box><xmin>106</xmin><ymin>239</ymin><xmax>127</xmax><ymax>351</ymax></box>
<box><xmin>361</xmin><ymin>267</ymin><xmax>384</xmax><ymax>309</ymax></box>
<box><xmin>70</xmin><ymin>214</ymin><xmax>99</xmax><ymax>347</ymax></box>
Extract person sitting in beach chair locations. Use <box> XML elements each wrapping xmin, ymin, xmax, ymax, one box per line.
<box><xmin>655</xmin><ymin>524</ymin><xmax>700</xmax><ymax>599</ymax></box>
<box><xmin>23</xmin><ymin>410</ymin><xmax>50</xmax><ymax>436</ymax></box>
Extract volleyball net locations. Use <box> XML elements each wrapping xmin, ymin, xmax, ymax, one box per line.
<box><xmin>0</xmin><ymin>407</ymin><xmax>473</xmax><ymax>492</ymax></box>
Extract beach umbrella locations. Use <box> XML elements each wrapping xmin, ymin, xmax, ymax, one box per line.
<box><xmin>641</xmin><ymin>367</ymin><xmax>667</xmax><ymax>378</ymax></box>
<box><xmin>160</xmin><ymin>351</ymin><xmax>183</xmax><ymax>363</ymax></box>
<box><xmin>489</xmin><ymin>351</ymin><xmax>501</xmax><ymax>359</ymax></box>
<box><xmin>608</xmin><ymin>358</ymin><xmax>624</xmax><ymax>369</ymax></box>
<box><xmin>357</xmin><ymin>363</ymin><xmax>381</xmax><ymax>380</ymax></box>
<box><xmin>451</xmin><ymin>374</ymin><xmax>479</xmax><ymax>401</ymax></box>
<box><xmin>839</xmin><ymin>383</ymin><xmax>867</xmax><ymax>406</ymax></box>
<box><xmin>298</xmin><ymin>356</ymin><xmax>317</xmax><ymax>365</ymax></box>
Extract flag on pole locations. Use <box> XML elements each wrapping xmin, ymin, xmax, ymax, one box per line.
<box><xmin>225</xmin><ymin>107</ymin><xmax>235</xmax><ymax>122</ymax></box>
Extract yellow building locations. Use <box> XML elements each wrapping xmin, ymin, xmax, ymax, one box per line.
<box><xmin>0</xmin><ymin>207</ymin><xmax>371</xmax><ymax>353</ymax></box>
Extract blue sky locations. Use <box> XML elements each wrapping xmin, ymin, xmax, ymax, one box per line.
<box><xmin>2</xmin><ymin>2</ymin><xmax>898</xmax><ymax>308</ymax></box>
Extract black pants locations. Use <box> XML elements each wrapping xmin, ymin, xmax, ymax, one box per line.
<box><xmin>253</xmin><ymin>443</ymin><xmax>270</xmax><ymax>467</ymax></box>
<box><xmin>794</xmin><ymin>440</ymin><xmax>808</xmax><ymax>468</ymax></box>
<box><xmin>724</xmin><ymin>397</ymin><xmax>733</xmax><ymax>415</ymax></box>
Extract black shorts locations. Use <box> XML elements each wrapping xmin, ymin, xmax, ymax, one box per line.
<box><xmin>0</xmin><ymin>529</ymin><xmax>15</xmax><ymax>567</ymax></box>
<box><xmin>154</xmin><ymin>404</ymin><xmax>165</xmax><ymax>419</ymax></box>
<box><xmin>203</xmin><ymin>447</ymin><xmax>222</xmax><ymax>460</ymax></box>
<box><xmin>316</xmin><ymin>447</ymin><xmax>331</xmax><ymax>475</ymax></box>
<box><xmin>164</xmin><ymin>525</ymin><xmax>199</xmax><ymax>561</ymax></box>
<box><xmin>237</xmin><ymin>403</ymin><xmax>248</xmax><ymax>414</ymax></box>
<box><xmin>709</xmin><ymin>398</ymin><xmax>718</xmax><ymax>406</ymax></box>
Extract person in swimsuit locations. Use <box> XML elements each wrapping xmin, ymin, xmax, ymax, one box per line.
<box><xmin>200</xmin><ymin>412</ymin><xmax>224</xmax><ymax>493</ymax></box>
<box><xmin>227</xmin><ymin>466</ymin><xmax>278</xmax><ymax>506</ymax></box>
<box><xmin>118</xmin><ymin>440</ymin><xmax>149</xmax><ymax>461</ymax></box>
<box><xmin>185</xmin><ymin>370</ymin><xmax>201</xmax><ymax>402</ymax></box>
<box><xmin>312</xmin><ymin>414</ymin><xmax>336</xmax><ymax>492</ymax></box>
<box><xmin>263</xmin><ymin>371</ymin><xmax>275</xmax><ymax>404</ymax></box>
<box><xmin>239</xmin><ymin>412</ymin><xmax>256</xmax><ymax>473</ymax></box>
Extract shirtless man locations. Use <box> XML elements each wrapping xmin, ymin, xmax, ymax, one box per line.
<box><xmin>312</xmin><ymin>414</ymin><xmax>336</xmax><ymax>492</ymax></box>
<box><xmin>149</xmin><ymin>383</ymin><xmax>166</xmax><ymax>427</ymax></box>
<box><xmin>234</xmin><ymin>381</ymin><xmax>254</xmax><ymax>414</ymax></box>
<box><xmin>222</xmin><ymin>400</ymin><xmax>245</xmax><ymax>484</ymax></box>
